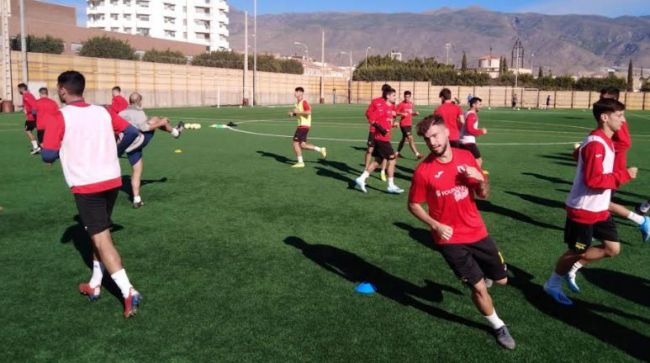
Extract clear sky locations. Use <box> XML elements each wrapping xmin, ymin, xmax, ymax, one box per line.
<box><xmin>48</xmin><ymin>0</ymin><xmax>650</xmax><ymax>26</ymax></box>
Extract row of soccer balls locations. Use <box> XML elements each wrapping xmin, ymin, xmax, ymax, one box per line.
<box><xmin>184</xmin><ymin>123</ymin><xmax>202</xmax><ymax>130</ymax></box>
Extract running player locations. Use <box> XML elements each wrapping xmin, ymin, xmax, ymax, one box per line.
<box><xmin>365</xmin><ymin>84</ymin><xmax>392</xmax><ymax>181</ymax></box>
<box><xmin>34</xmin><ymin>87</ymin><xmax>59</xmax><ymax>147</ymax></box>
<box><xmin>395</xmin><ymin>90</ymin><xmax>423</xmax><ymax>159</ymax></box>
<box><xmin>460</xmin><ymin>97</ymin><xmax>487</xmax><ymax>167</ymax></box>
<box><xmin>119</xmin><ymin>92</ymin><xmax>184</xmax><ymax>208</ymax></box>
<box><xmin>41</xmin><ymin>71</ymin><xmax>143</xmax><ymax>318</ymax></box>
<box><xmin>288</xmin><ymin>87</ymin><xmax>327</xmax><ymax>168</ymax></box>
<box><xmin>408</xmin><ymin>114</ymin><xmax>515</xmax><ymax>350</ymax></box>
<box><xmin>434</xmin><ymin>88</ymin><xmax>464</xmax><ymax>148</ymax></box>
<box><xmin>354</xmin><ymin>87</ymin><xmax>404</xmax><ymax>194</ymax></box>
<box><xmin>544</xmin><ymin>98</ymin><xmax>637</xmax><ymax>305</ymax></box>
<box><xmin>110</xmin><ymin>86</ymin><xmax>128</xmax><ymax>113</ymax></box>
<box><xmin>17</xmin><ymin>83</ymin><xmax>40</xmax><ymax>154</ymax></box>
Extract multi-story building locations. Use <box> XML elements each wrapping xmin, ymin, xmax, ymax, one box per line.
<box><xmin>86</xmin><ymin>0</ymin><xmax>229</xmax><ymax>51</ymax></box>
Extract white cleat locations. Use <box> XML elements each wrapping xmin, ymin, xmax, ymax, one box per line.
<box><xmin>387</xmin><ymin>185</ymin><xmax>404</xmax><ymax>194</ymax></box>
<box><xmin>354</xmin><ymin>177</ymin><xmax>367</xmax><ymax>193</ymax></box>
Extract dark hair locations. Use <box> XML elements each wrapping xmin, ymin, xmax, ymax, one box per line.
<box><xmin>295</xmin><ymin>87</ymin><xmax>304</xmax><ymax>92</ymax></box>
<box><xmin>382</xmin><ymin>87</ymin><xmax>396</xmax><ymax>99</ymax></box>
<box><xmin>469</xmin><ymin>97</ymin><xmax>482</xmax><ymax>107</ymax></box>
<box><xmin>58</xmin><ymin>71</ymin><xmax>85</xmax><ymax>96</ymax></box>
<box><xmin>599</xmin><ymin>87</ymin><xmax>620</xmax><ymax>100</ymax></box>
<box><xmin>592</xmin><ymin>98</ymin><xmax>625</xmax><ymax>122</ymax></box>
<box><xmin>404</xmin><ymin>90</ymin><xmax>412</xmax><ymax>96</ymax></box>
<box><xmin>17</xmin><ymin>83</ymin><xmax>27</xmax><ymax>90</ymax></box>
<box><xmin>112</xmin><ymin>86</ymin><xmax>121</xmax><ymax>92</ymax></box>
<box><xmin>38</xmin><ymin>87</ymin><xmax>48</xmax><ymax>95</ymax></box>
<box><xmin>439</xmin><ymin>88</ymin><xmax>451</xmax><ymax>100</ymax></box>
<box><xmin>381</xmin><ymin>83</ymin><xmax>392</xmax><ymax>92</ymax></box>
<box><xmin>416</xmin><ymin>114</ymin><xmax>445</xmax><ymax>136</ymax></box>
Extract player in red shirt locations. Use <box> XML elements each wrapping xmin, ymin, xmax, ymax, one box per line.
<box><xmin>433</xmin><ymin>88</ymin><xmax>464</xmax><ymax>148</ymax></box>
<box><xmin>395</xmin><ymin>90</ymin><xmax>423</xmax><ymax>159</ymax></box>
<box><xmin>407</xmin><ymin>114</ymin><xmax>515</xmax><ymax>350</ymax></box>
<box><xmin>355</xmin><ymin>87</ymin><xmax>403</xmax><ymax>194</ymax></box>
<box><xmin>460</xmin><ymin>97</ymin><xmax>487</xmax><ymax>167</ymax></box>
<box><xmin>544</xmin><ymin>99</ymin><xmax>637</xmax><ymax>306</ymax></box>
<box><xmin>110</xmin><ymin>86</ymin><xmax>129</xmax><ymax>114</ymax></box>
<box><xmin>17</xmin><ymin>83</ymin><xmax>40</xmax><ymax>154</ymax></box>
<box><xmin>365</xmin><ymin>84</ymin><xmax>392</xmax><ymax>181</ymax></box>
<box><xmin>34</xmin><ymin>87</ymin><xmax>60</xmax><ymax>147</ymax></box>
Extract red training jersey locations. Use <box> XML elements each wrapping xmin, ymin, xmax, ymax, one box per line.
<box><xmin>396</xmin><ymin>100</ymin><xmax>415</xmax><ymax>127</ymax></box>
<box><xmin>409</xmin><ymin>149</ymin><xmax>488</xmax><ymax>244</ymax></box>
<box><xmin>372</xmin><ymin>101</ymin><xmax>396</xmax><ymax>142</ymax></box>
<box><xmin>111</xmin><ymin>95</ymin><xmax>129</xmax><ymax>114</ymax></box>
<box><xmin>434</xmin><ymin>102</ymin><xmax>463</xmax><ymax>141</ymax></box>
<box><xmin>35</xmin><ymin>97</ymin><xmax>59</xmax><ymax>130</ymax></box>
<box><xmin>23</xmin><ymin>91</ymin><xmax>37</xmax><ymax>121</ymax></box>
<box><xmin>612</xmin><ymin>119</ymin><xmax>631</xmax><ymax>175</ymax></box>
<box><xmin>365</xmin><ymin>97</ymin><xmax>385</xmax><ymax>133</ymax></box>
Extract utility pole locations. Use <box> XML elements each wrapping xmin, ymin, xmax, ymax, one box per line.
<box><xmin>243</xmin><ymin>11</ymin><xmax>248</xmax><ymax>105</ymax></box>
<box><xmin>320</xmin><ymin>29</ymin><xmax>325</xmax><ymax>104</ymax></box>
<box><xmin>253</xmin><ymin>0</ymin><xmax>257</xmax><ymax>106</ymax></box>
<box><xmin>445</xmin><ymin>43</ymin><xmax>451</xmax><ymax>66</ymax></box>
<box><xmin>19</xmin><ymin>0</ymin><xmax>27</xmax><ymax>83</ymax></box>
<box><xmin>1</xmin><ymin>0</ymin><xmax>12</xmax><ymax>100</ymax></box>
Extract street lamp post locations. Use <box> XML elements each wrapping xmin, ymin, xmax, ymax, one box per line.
<box><xmin>365</xmin><ymin>46</ymin><xmax>371</xmax><ymax>69</ymax></box>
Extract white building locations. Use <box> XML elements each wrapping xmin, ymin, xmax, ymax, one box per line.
<box><xmin>86</xmin><ymin>0</ymin><xmax>229</xmax><ymax>51</ymax></box>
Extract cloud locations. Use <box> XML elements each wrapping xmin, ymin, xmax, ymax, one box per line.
<box><xmin>518</xmin><ymin>0</ymin><xmax>649</xmax><ymax>17</ymax></box>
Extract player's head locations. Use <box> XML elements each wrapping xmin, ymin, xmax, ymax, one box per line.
<box><xmin>592</xmin><ymin>98</ymin><xmax>625</xmax><ymax>132</ymax></box>
<box><xmin>381</xmin><ymin>83</ymin><xmax>392</xmax><ymax>93</ymax></box>
<box><xmin>469</xmin><ymin>97</ymin><xmax>482</xmax><ymax>110</ymax></box>
<box><xmin>403</xmin><ymin>90</ymin><xmax>412</xmax><ymax>101</ymax></box>
<box><xmin>129</xmin><ymin>92</ymin><xmax>143</xmax><ymax>107</ymax></box>
<box><xmin>599</xmin><ymin>87</ymin><xmax>620</xmax><ymax>100</ymax></box>
<box><xmin>57</xmin><ymin>71</ymin><xmax>85</xmax><ymax>103</ymax></box>
<box><xmin>383</xmin><ymin>87</ymin><xmax>396</xmax><ymax>102</ymax></box>
<box><xmin>294</xmin><ymin>87</ymin><xmax>304</xmax><ymax>99</ymax></box>
<box><xmin>112</xmin><ymin>86</ymin><xmax>121</xmax><ymax>96</ymax></box>
<box><xmin>39</xmin><ymin>87</ymin><xmax>48</xmax><ymax>97</ymax></box>
<box><xmin>17</xmin><ymin>83</ymin><xmax>28</xmax><ymax>94</ymax></box>
<box><xmin>417</xmin><ymin>114</ymin><xmax>449</xmax><ymax>156</ymax></box>
<box><xmin>439</xmin><ymin>88</ymin><xmax>452</xmax><ymax>101</ymax></box>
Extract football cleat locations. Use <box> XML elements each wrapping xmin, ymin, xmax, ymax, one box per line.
<box><xmin>416</xmin><ymin>153</ymin><xmax>425</xmax><ymax>160</ymax></box>
<box><xmin>133</xmin><ymin>200</ymin><xmax>145</xmax><ymax>209</ymax></box>
<box><xmin>291</xmin><ymin>162</ymin><xmax>305</xmax><ymax>168</ymax></box>
<box><xmin>79</xmin><ymin>283</ymin><xmax>101</xmax><ymax>301</ymax></box>
<box><xmin>320</xmin><ymin>147</ymin><xmax>327</xmax><ymax>159</ymax></box>
<box><xmin>387</xmin><ymin>185</ymin><xmax>404</xmax><ymax>194</ymax></box>
<box><xmin>565</xmin><ymin>274</ymin><xmax>580</xmax><ymax>293</ymax></box>
<box><xmin>354</xmin><ymin>177</ymin><xmax>368</xmax><ymax>193</ymax></box>
<box><xmin>380</xmin><ymin>170</ymin><xmax>387</xmax><ymax>182</ymax></box>
<box><xmin>174</xmin><ymin>121</ymin><xmax>185</xmax><ymax>138</ymax></box>
<box><xmin>543</xmin><ymin>281</ymin><xmax>573</xmax><ymax>306</ymax></box>
<box><xmin>123</xmin><ymin>288</ymin><xmax>142</xmax><ymax>318</ymax></box>
<box><xmin>30</xmin><ymin>147</ymin><xmax>41</xmax><ymax>155</ymax></box>
<box><xmin>493</xmin><ymin>326</ymin><xmax>516</xmax><ymax>350</ymax></box>
<box><xmin>640</xmin><ymin>216</ymin><xmax>650</xmax><ymax>242</ymax></box>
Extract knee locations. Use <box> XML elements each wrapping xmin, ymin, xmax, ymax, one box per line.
<box><xmin>605</xmin><ymin>243</ymin><xmax>620</xmax><ymax>257</ymax></box>
<box><xmin>299</xmin><ymin>142</ymin><xmax>307</xmax><ymax>148</ymax></box>
<box><xmin>494</xmin><ymin>277</ymin><xmax>508</xmax><ymax>286</ymax></box>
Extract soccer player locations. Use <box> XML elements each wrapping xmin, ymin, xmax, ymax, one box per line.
<box><xmin>119</xmin><ymin>92</ymin><xmax>184</xmax><ymax>208</ymax></box>
<box><xmin>17</xmin><ymin>83</ymin><xmax>39</xmax><ymax>154</ymax></box>
<box><xmin>395</xmin><ymin>90</ymin><xmax>423</xmax><ymax>159</ymax></box>
<box><xmin>460</xmin><ymin>97</ymin><xmax>487</xmax><ymax>167</ymax></box>
<box><xmin>408</xmin><ymin>114</ymin><xmax>515</xmax><ymax>350</ymax></box>
<box><xmin>34</xmin><ymin>87</ymin><xmax>59</xmax><ymax>146</ymax></box>
<box><xmin>41</xmin><ymin>71</ymin><xmax>143</xmax><ymax>318</ymax></box>
<box><xmin>545</xmin><ymin>95</ymin><xmax>551</xmax><ymax>110</ymax></box>
<box><xmin>365</xmin><ymin>84</ymin><xmax>392</xmax><ymax>181</ymax></box>
<box><xmin>354</xmin><ymin>87</ymin><xmax>404</xmax><ymax>194</ymax></box>
<box><xmin>544</xmin><ymin>98</ymin><xmax>637</xmax><ymax>306</ymax></box>
<box><xmin>288</xmin><ymin>87</ymin><xmax>327</xmax><ymax>168</ymax></box>
<box><xmin>433</xmin><ymin>88</ymin><xmax>464</xmax><ymax>148</ymax></box>
<box><xmin>110</xmin><ymin>86</ymin><xmax>129</xmax><ymax>113</ymax></box>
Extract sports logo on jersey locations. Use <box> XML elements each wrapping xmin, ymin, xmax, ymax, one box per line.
<box><xmin>457</xmin><ymin>165</ymin><xmax>467</xmax><ymax>174</ymax></box>
<box><xmin>595</xmin><ymin>154</ymin><xmax>603</xmax><ymax>158</ymax></box>
<box><xmin>434</xmin><ymin>171</ymin><xmax>444</xmax><ymax>178</ymax></box>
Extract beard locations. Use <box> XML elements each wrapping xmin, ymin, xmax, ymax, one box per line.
<box><xmin>429</xmin><ymin>142</ymin><xmax>448</xmax><ymax>157</ymax></box>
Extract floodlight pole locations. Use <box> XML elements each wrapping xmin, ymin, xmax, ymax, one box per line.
<box><xmin>445</xmin><ymin>43</ymin><xmax>451</xmax><ymax>66</ymax></box>
<box><xmin>365</xmin><ymin>46</ymin><xmax>371</xmax><ymax>69</ymax></box>
<box><xmin>243</xmin><ymin>11</ymin><xmax>248</xmax><ymax>105</ymax></box>
<box><xmin>320</xmin><ymin>29</ymin><xmax>325</xmax><ymax>104</ymax></box>
<box><xmin>253</xmin><ymin>0</ymin><xmax>257</xmax><ymax>106</ymax></box>
<box><xmin>19</xmin><ymin>0</ymin><xmax>27</xmax><ymax>83</ymax></box>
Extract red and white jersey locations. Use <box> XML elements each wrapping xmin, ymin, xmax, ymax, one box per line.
<box><xmin>566</xmin><ymin>129</ymin><xmax>631</xmax><ymax>223</ymax></box>
<box><xmin>434</xmin><ymin>102</ymin><xmax>463</xmax><ymax>141</ymax></box>
<box><xmin>42</xmin><ymin>101</ymin><xmax>130</xmax><ymax>194</ymax></box>
<box><xmin>460</xmin><ymin>110</ymin><xmax>485</xmax><ymax>144</ymax></box>
<box><xmin>409</xmin><ymin>149</ymin><xmax>488</xmax><ymax>244</ymax></box>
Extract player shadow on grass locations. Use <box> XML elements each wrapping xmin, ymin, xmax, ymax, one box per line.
<box><xmin>505</xmin><ymin>191</ymin><xmax>565</xmax><ymax>209</ymax></box>
<box><xmin>522</xmin><ymin>172</ymin><xmax>573</xmax><ymax>186</ymax></box>
<box><xmin>315</xmin><ymin>160</ymin><xmax>406</xmax><ymax>192</ymax></box>
<box><xmin>582</xmin><ymin>268</ymin><xmax>650</xmax><ymax>307</ymax></box>
<box><xmin>120</xmin><ymin>176</ymin><xmax>168</xmax><ymax>201</ymax></box>
<box><xmin>393</xmin><ymin>222</ymin><xmax>439</xmax><ymax>252</ymax></box>
<box><xmin>537</xmin><ymin>152</ymin><xmax>576</xmax><ymax>163</ymax></box>
<box><xmin>507</xmin><ymin>264</ymin><xmax>650</xmax><ymax>361</ymax></box>
<box><xmin>475</xmin><ymin>200</ymin><xmax>563</xmax><ymax>231</ymax></box>
<box><xmin>256</xmin><ymin>151</ymin><xmax>294</xmax><ymax>165</ymax></box>
<box><xmin>283</xmin><ymin>236</ymin><xmax>490</xmax><ymax>333</ymax></box>
<box><xmin>59</xmin><ymin>215</ymin><xmax>124</xmax><ymax>301</ymax></box>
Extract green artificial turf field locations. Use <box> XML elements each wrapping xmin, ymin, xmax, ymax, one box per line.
<box><xmin>1</xmin><ymin>104</ymin><xmax>649</xmax><ymax>362</ymax></box>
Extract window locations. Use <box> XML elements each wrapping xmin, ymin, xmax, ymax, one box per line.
<box><xmin>164</xmin><ymin>3</ymin><xmax>176</xmax><ymax>11</ymax></box>
<box><xmin>123</xmin><ymin>0</ymin><xmax>131</xmax><ymax>5</ymax></box>
<box><xmin>165</xmin><ymin>30</ymin><xmax>176</xmax><ymax>37</ymax></box>
<box><xmin>110</xmin><ymin>0</ymin><xmax>118</xmax><ymax>5</ymax></box>
<box><xmin>70</xmin><ymin>43</ymin><xmax>82</xmax><ymax>54</ymax></box>
<box><xmin>136</xmin><ymin>0</ymin><xmax>149</xmax><ymax>8</ymax></box>
<box><xmin>164</xmin><ymin>17</ymin><xmax>176</xmax><ymax>24</ymax></box>
<box><xmin>136</xmin><ymin>14</ymin><xmax>149</xmax><ymax>21</ymax></box>
<box><xmin>124</xmin><ymin>14</ymin><xmax>131</xmax><ymax>20</ymax></box>
<box><xmin>111</xmin><ymin>27</ymin><xmax>120</xmax><ymax>32</ymax></box>
<box><xmin>124</xmin><ymin>27</ymin><xmax>132</xmax><ymax>32</ymax></box>
<box><xmin>111</xmin><ymin>13</ymin><xmax>119</xmax><ymax>20</ymax></box>
<box><xmin>136</xmin><ymin>27</ymin><xmax>150</xmax><ymax>36</ymax></box>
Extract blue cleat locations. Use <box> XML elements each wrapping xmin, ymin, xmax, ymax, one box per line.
<box><xmin>640</xmin><ymin>217</ymin><xmax>650</xmax><ymax>242</ymax></box>
<box><xmin>543</xmin><ymin>281</ymin><xmax>573</xmax><ymax>306</ymax></box>
<box><xmin>123</xmin><ymin>288</ymin><xmax>142</xmax><ymax>318</ymax></box>
<box><xmin>565</xmin><ymin>274</ymin><xmax>580</xmax><ymax>293</ymax></box>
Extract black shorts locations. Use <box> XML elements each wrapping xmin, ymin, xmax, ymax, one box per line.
<box><xmin>439</xmin><ymin>236</ymin><xmax>507</xmax><ymax>286</ymax></box>
<box><xmin>400</xmin><ymin>126</ymin><xmax>412</xmax><ymax>138</ymax></box>
<box><xmin>449</xmin><ymin>140</ymin><xmax>462</xmax><ymax>148</ymax></box>
<box><xmin>462</xmin><ymin>143</ymin><xmax>481</xmax><ymax>159</ymax></box>
<box><xmin>564</xmin><ymin>216</ymin><xmax>618</xmax><ymax>253</ymax></box>
<box><xmin>37</xmin><ymin>130</ymin><xmax>45</xmax><ymax>144</ymax></box>
<box><xmin>367</xmin><ymin>132</ymin><xmax>375</xmax><ymax>147</ymax></box>
<box><xmin>372</xmin><ymin>141</ymin><xmax>395</xmax><ymax>160</ymax></box>
<box><xmin>25</xmin><ymin>120</ymin><xmax>36</xmax><ymax>131</ymax></box>
<box><xmin>293</xmin><ymin>127</ymin><xmax>309</xmax><ymax>143</ymax></box>
<box><xmin>73</xmin><ymin>188</ymin><xmax>119</xmax><ymax>236</ymax></box>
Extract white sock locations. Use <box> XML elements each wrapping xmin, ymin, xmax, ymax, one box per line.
<box><xmin>297</xmin><ymin>156</ymin><xmax>304</xmax><ymax>163</ymax></box>
<box><xmin>568</xmin><ymin>261</ymin><xmax>583</xmax><ymax>278</ymax></box>
<box><xmin>359</xmin><ymin>171</ymin><xmax>370</xmax><ymax>181</ymax></box>
<box><xmin>388</xmin><ymin>177</ymin><xmax>395</xmax><ymax>187</ymax></box>
<box><xmin>171</xmin><ymin>128</ymin><xmax>180</xmax><ymax>137</ymax></box>
<box><xmin>313</xmin><ymin>146</ymin><xmax>321</xmax><ymax>152</ymax></box>
<box><xmin>627</xmin><ymin>211</ymin><xmax>645</xmax><ymax>225</ymax></box>
<box><xmin>484</xmin><ymin>310</ymin><xmax>505</xmax><ymax>330</ymax></box>
<box><xmin>31</xmin><ymin>140</ymin><xmax>38</xmax><ymax>148</ymax></box>
<box><xmin>640</xmin><ymin>202</ymin><xmax>650</xmax><ymax>213</ymax></box>
<box><xmin>133</xmin><ymin>195</ymin><xmax>142</xmax><ymax>203</ymax></box>
<box><xmin>89</xmin><ymin>260</ymin><xmax>105</xmax><ymax>288</ymax></box>
<box><xmin>381</xmin><ymin>168</ymin><xmax>386</xmax><ymax>174</ymax></box>
<box><xmin>547</xmin><ymin>272</ymin><xmax>563</xmax><ymax>289</ymax></box>
<box><xmin>111</xmin><ymin>269</ymin><xmax>133</xmax><ymax>298</ymax></box>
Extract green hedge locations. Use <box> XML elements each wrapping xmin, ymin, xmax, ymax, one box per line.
<box><xmin>11</xmin><ymin>34</ymin><xmax>64</xmax><ymax>54</ymax></box>
<box><xmin>79</xmin><ymin>36</ymin><xmax>135</xmax><ymax>60</ymax></box>
<box><xmin>142</xmin><ymin>49</ymin><xmax>187</xmax><ymax>64</ymax></box>
<box><xmin>191</xmin><ymin>51</ymin><xmax>303</xmax><ymax>74</ymax></box>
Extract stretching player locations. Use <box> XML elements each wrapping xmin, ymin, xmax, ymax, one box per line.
<box><xmin>110</xmin><ymin>86</ymin><xmax>128</xmax><ymax>113</ymax></box>
<box><xmin>18</xmin><ymin>83</ymin><xmax>39</xmax><ymax>154</ymax></box>
<box><xmin>355</xmin><ymin>87</ymin><xmax>403</xmax><ymax>194</ymax></box>
<box><xmin>365</xmin><ymin>84</ymin><xmax>392</xmax><ymax>181</ymax></box>
<box><xmin>288</xmin><ymin>87</ymin><xmax>326</xmax><ymax>168</ymax></box>
<box><xmin>395</xmin><ymin>91</ymin><xmax>423</xmax><ymax>159</ymax></box>
<box><xmin>119</xmin><ymin>92</ymin><xmax>184</xmax><ymax>208</ymax></box>
<box><xmin>34</xmin><ymin>88</ymin><xmax>60</xmax><ymax>147</ymax></box>
<box><xmin>460</xmin><ymin>97</ymin><xmax>487</xmax><ymax>167</ymax></box>
<box><xmin>544</xmin><ymin>98</ymin><xmax>636</xmax><ymax>305</ymax></box>
<box><xmin>434</xmin><ymin>88</ymin><xmax>464</xmax><ymax>148</ymax></box>
<box><xmin>408</xmin><ymin>114</ymin><xmax>515</xmax><ymax>350</ymax></box>
<box><xmin>41</xmin><ymin>71</ymin><xmax>142</xmax><ymax>318</ymax></box>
